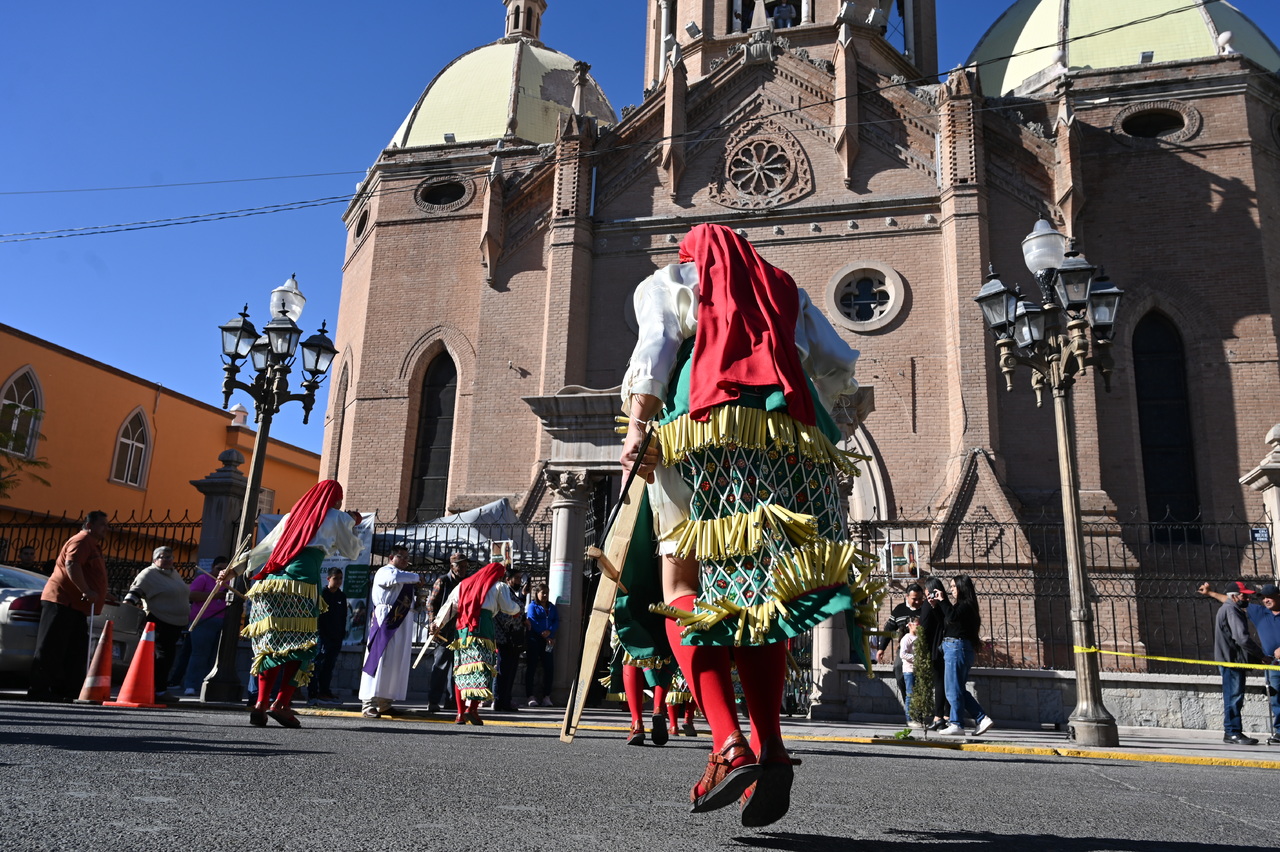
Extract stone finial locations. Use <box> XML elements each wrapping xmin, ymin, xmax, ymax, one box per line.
<box><xmin>229</xmin><ymin>403</ymin><xmax>249</xmax><ymax>427</ymax></box>
<box><xmin>749</xmin><ymin>0</ymin><xmax>771</xmax><ymax>31</ymax></box>
<box><xmin>217</xmin><ymin>448</ymin><xmax>246</xmax><ymax>471</ymax></box>
<box><xmin>504</xmin><ymin>0</ymin><xmax>547</xmax><ymax>40</ymax></box>
<box><xmin>571</xmin><ymin>61</ymin><xmax>590</xmax><ymax>115</ymax></box>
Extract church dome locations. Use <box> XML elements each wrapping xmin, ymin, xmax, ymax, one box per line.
<box><xmin>968</xmin><ymin>0</ymin><xmax>1280</xmax><ymax>97</ymax></box>
<box><xmin>389</xmin><ymin>38</ymin><xmax>616</xmax><ymax>148</ymax></box>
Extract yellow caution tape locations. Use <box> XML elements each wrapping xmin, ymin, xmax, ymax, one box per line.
<box><xmin>1074</xmin><ymin>646</ymin><xmax>1280</xmax><ymax>672</ymax></box>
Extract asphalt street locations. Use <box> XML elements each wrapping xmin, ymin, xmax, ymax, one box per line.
<box><xmin>0</xmin><ymin>702</ymin><xmax>1273</xmax><ymax>852</ymax></box>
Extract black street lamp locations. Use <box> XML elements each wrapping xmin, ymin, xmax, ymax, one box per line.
<box><xmin>201</xmin><ymin>275</ymin><xmax>336</xmax><ymax>704</ymax></box>
<box><xmin>975</xmin><ymin>219</ymin><xmax>1123</xmax><ymax>748</ymax></box>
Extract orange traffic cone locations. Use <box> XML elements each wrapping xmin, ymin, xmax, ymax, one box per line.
<box><xmin>75</xmin><ymin>619</ymin><xmax>115</xmax><ymax>705</ymax></box>
<box><xmin>104</xmin><ymin>620</ymin><xmax>165</xmax><ymax>709</ymax></box>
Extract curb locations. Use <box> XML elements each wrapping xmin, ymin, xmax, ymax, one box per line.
<box><xmin>293</xmin><ymin>707</ymin><xmax>1280</xmax><ymax>770</ymax></box>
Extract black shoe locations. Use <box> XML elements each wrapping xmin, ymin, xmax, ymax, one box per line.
<box><xmin>1266</xmin><ymin>735</ymin><xmax>1280</xmax><ymax>745</ymax></box>
<box><xmin>651</xmin><ymin>713</ymin><xmax>669</xmax><ymax>747</ymax></box>
<box><xmin>1224</xmin><ymin>733</ymin><xmax>1259</xmax><ymax>745</ymax></box>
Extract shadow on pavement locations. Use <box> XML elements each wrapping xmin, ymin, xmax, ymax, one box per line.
<box><xmin>731</xmin><ymin>830</ymin><xmax>1263</xmax><ymax>851</ymax></box>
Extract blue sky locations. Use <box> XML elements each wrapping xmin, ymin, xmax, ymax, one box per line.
<box><xmin>3</xmin><ymin>1</ymin><xmax>1278</xmax><ymax>454</ymax></box>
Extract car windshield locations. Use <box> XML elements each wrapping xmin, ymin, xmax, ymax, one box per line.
<box><xmin>0</xmin><ymin>564</ymin><xmax>48</xmax><ymax>591</ymax></box>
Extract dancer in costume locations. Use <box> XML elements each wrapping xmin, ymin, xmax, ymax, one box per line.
<box><xmin>618</xmin><ymin>224</ymin><xmax>882</xmax><ymax>826</ymax></box>
<box><xmin>359</xmin><ymin>545</ymin><xmax>423</xmax><ymax>718</ymax></box>
<box><xmin>220</xmin><ymin>479</ymin><xmax>363</xmax><ymax>728</ymax></box>
<box><xmin>433</xmin><ymin>561</ymin><xmax>523</xmax><ymax>725</ymax></box>
<box><xmin>666</xmin><ymin>669</ymin><xmax>699</xmax><ymax>737</ymax></box>
<box><xmin>603</xmin><ymin>623</ymin><xmax>673</xmax><ymax>746</ymax></box>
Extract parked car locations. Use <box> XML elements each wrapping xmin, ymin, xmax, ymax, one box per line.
<box><xmin>0</xmin><ymin>563</ymin><xmax>142</xmax><ymax>679</ymax></box>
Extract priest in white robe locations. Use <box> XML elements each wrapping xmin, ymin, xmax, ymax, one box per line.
<box><xmin>359</xmin><ymin>546</ymin><xmax>422</xmax><ymax>718</ymax></box>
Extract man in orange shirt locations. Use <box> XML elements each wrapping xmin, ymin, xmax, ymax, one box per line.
<box><xmin>27</xmin><ymin>511</ymin><xmax>111</xmax><ymax>702</ymax></box>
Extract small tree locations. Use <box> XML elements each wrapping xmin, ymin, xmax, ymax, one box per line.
<box><xmin>908</xmin><ymin>632</ymin><xmax>934</xmax><ymax>726</ymax></box>
<box><xmin>0</xmin><ymin>403</ymin><xmax>50</xmax><ymax>499</ymax></box>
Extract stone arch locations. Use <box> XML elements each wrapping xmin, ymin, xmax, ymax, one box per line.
<box><xmin>1</xmin><ymin>364</ymin><xmax>43</xmax><ymax>458</ymax></box>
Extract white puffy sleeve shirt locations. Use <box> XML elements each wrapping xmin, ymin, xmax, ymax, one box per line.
<box><xmin>620</xmin><ymin>262</ymin><xmax>859</xmax><ymax>414</ymax></box>
<box><xmin>247</xmin><ymin>509</ymin><xmax>364</xmax><ymax>575</ymax></box>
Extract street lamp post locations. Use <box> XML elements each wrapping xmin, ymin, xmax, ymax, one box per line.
<box><xmin>200</xmin><ymin>275</ymin><xmax>337</xmax><ymax>703</ymax></box>
<box><xmin>974</xmin><ymin>219</ymin><xmax>1124</xmax><ymax>747</ymax></box>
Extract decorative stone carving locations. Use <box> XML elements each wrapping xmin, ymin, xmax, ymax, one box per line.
<box><xmin>544</xmin><ymin>468</ymin><xmax>589</xmax><ymax>501</ymax></box>
<box><xmin>710</xmin><ymin>118</ymin><xmax>813</xmax><ymax>210</ymax></box>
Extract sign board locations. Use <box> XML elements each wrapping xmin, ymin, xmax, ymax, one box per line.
<box><xmin>1251</xmin><ymin>527</ymin><xmax>1271</xmax><ymax>543</ymax></box>
<box><xmin>549</xmin><ymin>560</ymin><xmax>573</xmax><ymax>607</ymax></box>
<box><xmin>490</xmin><ymin>539</ymin><xmax>514</xmax><ymax>565</ymax></box>
<box><xmin>880</xmin><ymin>541</ymin><xmax>921</xmax><ymax>579</ymax></box>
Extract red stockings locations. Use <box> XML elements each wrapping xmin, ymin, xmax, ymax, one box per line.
<box><xmin>664</xmin><ymin>596</ymin><xmax>748</xmax><ymax>763</ymax></box>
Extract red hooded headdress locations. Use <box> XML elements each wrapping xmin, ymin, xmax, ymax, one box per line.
<box><xmin>678</xmin><ymin>224</ymin><xmax>816</xmax><ymax>426</ymax></box>
<box><xmin>454</xmin><ymin>562</ymin><xmax>507</xmax><ymax>632</ymax></box>
<box><xmin>253</xmin><ymin>479</ymin><xmax>344</xmax><ymax>581</ymax></box>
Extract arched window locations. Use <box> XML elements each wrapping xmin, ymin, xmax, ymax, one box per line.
<box><xmin>409</xmin><ymin>354</ymin><xmax>457</xmax><ymax>521</ymax></box>
<box><xmin>111</xmin><ymin>410</ymin><xmax>150</xmax><ymax>487</ymax></box>
<box><xmin>1132</xmin><ymin>313</ymin><xmax>1199</xmax><ymax>524</ymax></box>
<box><xmin>1</xmin><ymin>368</ymin><xmax>41</xmax><ymax>458</ymax></box>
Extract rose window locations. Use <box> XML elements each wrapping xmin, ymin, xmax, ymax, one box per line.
<box><xmin>729</xmin><ymin>141</ymin><xmax>790</xmax><ymax>199</ymax></box>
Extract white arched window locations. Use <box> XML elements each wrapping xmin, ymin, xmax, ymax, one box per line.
<box><xmin>1</xmin><ymin>367</ymin><xmax>42</xmax><ymax>458</ymax></box>
<box><xmin>111</xmin><ymin>410</ymin><xmax>151</xmax><ymax>487</ymax></box>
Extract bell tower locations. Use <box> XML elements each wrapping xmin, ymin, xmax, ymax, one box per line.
<box><xmin>504</xmin><ymin>0</ymin><xmax>547</xmax><ymax>40</ymax></box>
<box><xmin>643</xmin><ymin>1</ymin><xmax>937</xmax><ymax>88</ymax></box>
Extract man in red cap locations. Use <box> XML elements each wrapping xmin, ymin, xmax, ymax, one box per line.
<box><xmin>1199</xmin><ymin>581</ymin><xmax>1265</xmax><ymax>745</ymax></box>
<box><xmin>1200</xmin><ymin>580</ymin><xmax>1280</xmax><ymax>744</ymax></box>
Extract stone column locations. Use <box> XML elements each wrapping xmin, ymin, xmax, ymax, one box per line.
<box><xmin>810</xmin><ymin>463</ymin><xmax>860</xmax><ymax>719</ymax></box>
<box><xmin>190</xmin><ymin>449</ymin><xmax>248</xmax><ymax>573</ymax></box>
<box><xmin>1239</xmin><ymin>424</ymin><xmax>1280</xmax><ymax>581</ymax></box>
<box><xmin>545</xmin><ymin>467</ymin><xmax>590</xmax><ymax>703</ymax></box>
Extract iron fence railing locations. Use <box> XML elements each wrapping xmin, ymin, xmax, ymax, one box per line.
<box><xmin>854</xmin><ymin>511</ymin><xmax>1276</xmax><ymax>674</ymax></box>
<box><xmin>0</xmin><ymin>508</ymin><xmax>204</xmax><ymax>596</ymax></box>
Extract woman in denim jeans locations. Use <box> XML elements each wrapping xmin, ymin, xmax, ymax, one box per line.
<box><xmin>928</xmin><ymin>574</ymin><xmax>995</xmax><ymax>737</ymax></box>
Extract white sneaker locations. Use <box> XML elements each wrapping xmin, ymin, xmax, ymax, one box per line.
<box><xmin>528</xmin><ymin>698</ymin><xmax>539</xmax><ymax>706</ymax></box>
<box><xmin>973</xmin><ymin>716</ymin><xmax>995</xmax><ymax>736</ymax></box>
<box><xmin>907</xmin><ymin>720</ymin><xmax>923</xmax><ymax>729</ymax></box>
<box><xmin>541</xmin><ymin>696</ymin><xmax>554</xmax><ymax>707</ymax></box>
<box><xmin>939</xmin><ymin>723</ymin><xmax>965</xmax><ymax>736</ymax></box>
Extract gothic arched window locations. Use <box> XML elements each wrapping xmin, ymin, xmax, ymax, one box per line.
<box><xmin>1132</xmin><ymin>312</ymin><xmax>1200</xmax><ymax>524</ymax></box>
<box><xmin>409</xmin><ymin>354</ymin><xmax>458</xmax><ymax>521</ymax></box>
<box><xmin>1</xmin><ymin>368</ymin><xmax>42</xmax><ymax>458</ymax></box>
<box><xmin>111</xmin><ymin>410</ymin><xmax>151</xmax><ymax>487</ymax></box>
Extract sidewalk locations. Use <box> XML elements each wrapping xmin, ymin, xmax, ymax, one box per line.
<box><xmin>291</xmin><ymin>698</ymin><xmax>1280</xmax><ymax>770</ymax></box>
<box><xmin>6</xmin><ymin>687</ymin><xmax>1277</xmax><ymax>769</ymax></box>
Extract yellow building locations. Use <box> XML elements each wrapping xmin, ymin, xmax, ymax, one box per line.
<box><xmin>0</xmin><ymin>323</ymin><xmax>320</xmax><ymax>525</ymax></box>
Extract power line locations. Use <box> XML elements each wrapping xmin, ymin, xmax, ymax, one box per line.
<box><xmin>1</xmin><ymin>0</ymin><xmax>1255</xmax><ymax>243</ymax></box>
<box><xmin>0</xmin><ymin>170</ymin><xmax>367</xmax><ymax>196</ymax></box>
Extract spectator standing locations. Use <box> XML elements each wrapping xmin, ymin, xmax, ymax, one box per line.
<box><xmin>28</xmin><ymin>512</ymin><xmax>111</xmax><ymax>702</ymax></box>
<box><xmin>125</xmin><ymin>546</ymin><xmax>190</xmax><ymax>701</ymax></box>
<box><xmin>899</xmin><ymin>617</ymin><xmax>919</xmax><ymax>727</ymax></box>
<box><xmin>928</xmin><ymin>574</ymin><xmax>995</xmax><ymax>737</ymax></box>
<box><xmin>918</xmin><ymin>577</ymin><xmax>950</xmax><ymax>730</ymax></box>
<box><xmin>1200</xmin><ymin>581</ymin><xmax>1280</xmax><ymax>746</ymax></box>
<box><xmin>424</xmin><ymin>552</ymin><xmax>471</xmax><ymax>712</ymax></box>
<box><xmin>773</xmin><ymin>1</ymin><xmax>796</xmax><ymax>28</ymax></box>
<box><xmin>17</xmin><ymin>545</ymin><xmax>42</xmax><ymax>574</ymax></box>
<box><xmin>178</xmin><ymin>556</ymin><xmax>229</xmax><ymax>696</ymax></box>
<box><xmin>1199</xmin><ymin>581</ymin><xmax>1264</xmax><ymax>745</ymax></box>
<box><xmin>312</xmin><ymin>568</ymin><xmax>348</xmax><ymax>703</ymax></box>
<box><xmin>876</xmin><ymin>583</ymin><xmax>924</xmax><ymax>723</ymax></box>
<box><xmin>493</xmin><ymin>569</ymin><xmax>526</xmax><ymax>712</ymax></box>
<box><xmin>359</xmin><ymin>547</ymin><xmax>423</xmax><ymax>718</ymax></box>
<box><xmin>525</xmin><ymin>584</ymin><xmax>558</xmax><ymax>706</ymax></box>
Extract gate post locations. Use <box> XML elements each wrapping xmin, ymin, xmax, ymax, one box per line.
<box><xmin>190</xmin><ymin>449</ymin><xmax>248</xmax><ymax>571</ymax></box>
<box><xmin>1239</xmin><ymin>423</ymin><xmax>1280</xmax><ymax>582</ymax></box>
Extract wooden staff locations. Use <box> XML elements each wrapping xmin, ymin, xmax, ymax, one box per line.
<box><xmin>560</xmin><ymin>423</ymin><xmax>653</xmax><ymax>744</ymax></box>
<box><xmin>188</xmin><ymin>534</ymin><xmax>252</xmax><ymax>631</ymax></box>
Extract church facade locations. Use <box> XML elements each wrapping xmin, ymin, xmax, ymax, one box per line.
<box><xmin>320</xmin><ymin>0</ymin><xmax>1280</xmax><ymax>712</ymax></box>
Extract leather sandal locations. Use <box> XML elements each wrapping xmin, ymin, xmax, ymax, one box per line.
<box><xmin>651</xmin><ymin>713</ymin><xmax>669</xmax><ymax>746</ymax></box>
<box><xmin>626</xmin><ymin>724</ymin><xmax>645</xmax><ymax>746</ymax></box>
<box><xmin>689</xmin><ymin>731</ymin><xmax>762</xmax><ymax>813</ymax></box>
<box><xmin>738</xmin><ymin>741</ymin><xmax>801</xmax><ymax>828</ymax></box>
<box><xmin>466</xmin><ymin>709</ymin><xmax>484</xmax><ymax>726</ymax></box>
<box><xmin>267</xmin><ymin>705</ymin><xmax>301</xmax><ymax>729</ymax></box>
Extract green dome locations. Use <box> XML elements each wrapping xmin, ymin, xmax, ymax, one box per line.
<box><xmin>390</xmin><ymin>38</ymin><xmax>615</xmax><ymax>148</ymax></box>
<box><xmin>968</xmin><ymin>0</ymin><xmax>1280</xmax><ymax>97</ymax></box>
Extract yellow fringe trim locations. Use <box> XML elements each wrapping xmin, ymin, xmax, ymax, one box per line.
<box><xmin>455</xmin><ymin>661</ymin><xmax>496</xmax><ymax>676</ymax></box>
<box><xmin>621</xmin><ymin>652</ymin><xmax>672</xmax><ymax>670</ymax></box>
<box><xmin>663</xmin><ymin>503</ymin><xmax>823</xmax><ymax>559</ymax></box>
<box><xmin>246</xmin><ymin>577</ymin><xmax>318</xmax><ymax>600</ymax></box>
<box><xmin>449</xmin><ymin>635</ymin><xmax>498</xmax><ymax>653</ymax></box>
<box><xmin>650</xmin><ymin>540</ymin><xmax>884</xmax><ymax>646</ymax></box>
<box><xmin>460</xmin><ymin>687</ymin><xmax>493</xmax><ymax>701</ymax></box>
<box><xmin>242</xmin><ymin>616</ymin><xmax>319</xmax><ymax>638</ymax></box>
<box><xmin>654</xmin><ymin>407</ymin><xmax>871</xmax><ymax>474</ymax></box>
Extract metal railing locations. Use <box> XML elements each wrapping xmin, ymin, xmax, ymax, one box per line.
<box><xmin>855</xmin><ymin>510</ymin><xmax>1275</xmax><ymax>674</ymax></box>
<box><xmin>0</xmin><ymin>508</ymin><xmax>203</xmax><ymax>595</ymax></box>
